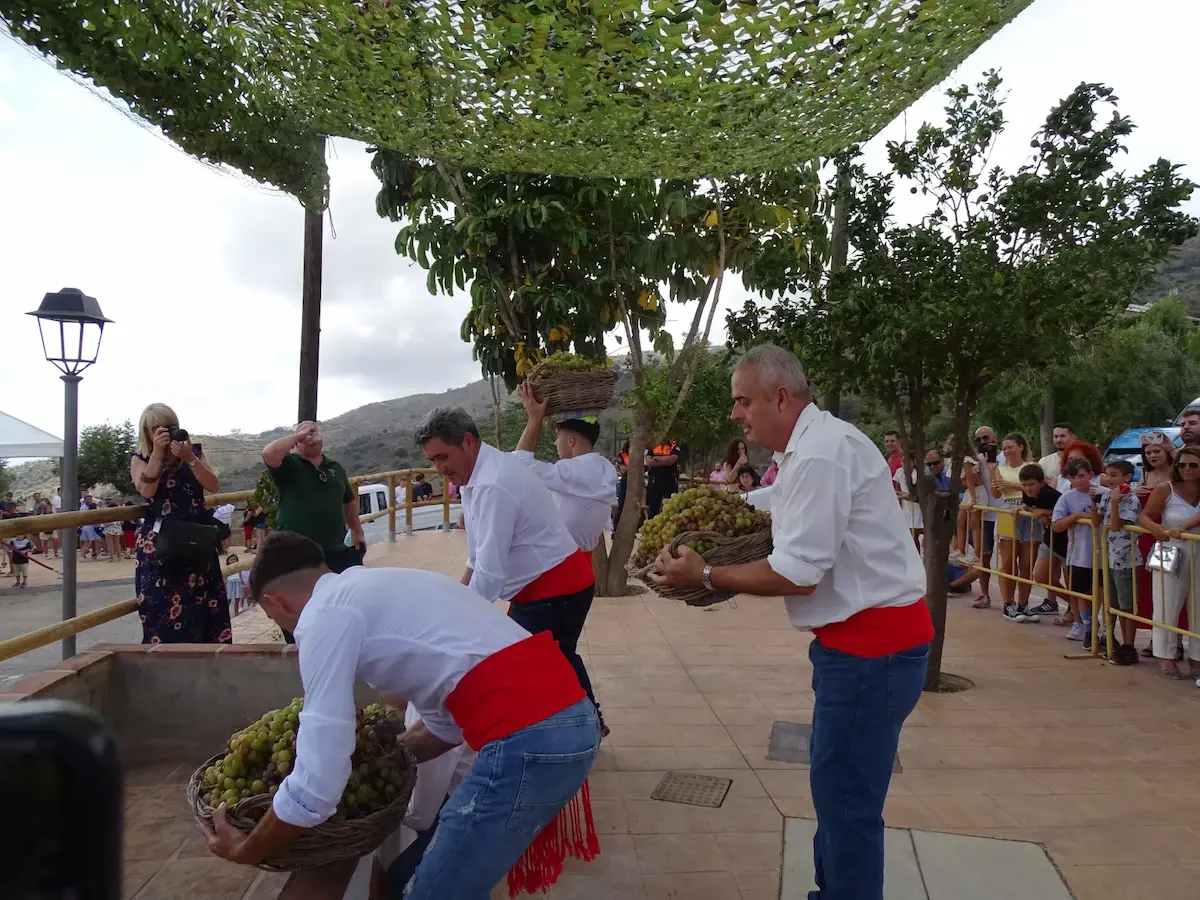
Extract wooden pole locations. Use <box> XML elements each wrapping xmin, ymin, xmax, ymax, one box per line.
<box><xmin>297</xmin><ymin>137</ymin><xmax>326</xmax><ymax>424</ymax></box>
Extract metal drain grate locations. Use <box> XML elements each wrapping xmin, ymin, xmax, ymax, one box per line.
<box><xmin>651</xmin><ymin>771</ymin><xmax>732</xmax><ymax>808</ymax></box>
<box><xmin>769</xmin><ymin>721</ymin><xmax>902</xmax><ymax>773</ymax></box>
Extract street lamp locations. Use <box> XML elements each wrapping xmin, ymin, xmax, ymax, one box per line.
<box><xmin>27</xmin><ymin>288</ymin><xmax>112</xmax><ymax>659</ymax></box>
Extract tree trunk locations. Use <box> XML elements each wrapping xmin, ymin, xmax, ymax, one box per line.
<box><xmin>592</xmin><ymin>541</ymin><xmax>610</xmax><ymax>590</ymax></box>
<box><xmin>488</xmin><ymin>375</ymin><xmax>503</xmax><ymax>446</ymax></box>
<box><xmin>604</xmin><ymin>403</ymin><xmax>655</xmax><ymax>596</ymax></box>
<box><xmin>920</xmin><ymin>481</ymin><xmax>957</xmax><ymax>692</ymax></box>
<box><xmin>823</xmin><ymin>387</ymin><xmax>842</xmax><ymax>418</ymax></box>
<box><xmin>1039</xmin><ymin>386</ymin><xmax>1055</xmax><ymax>459</ymax></box>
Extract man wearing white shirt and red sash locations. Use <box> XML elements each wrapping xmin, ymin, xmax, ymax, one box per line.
<box><xmin>199</xmin><ymin>532</ymin><xmax>601</xmax><ymax>899</ymax></box>
<box><xmin>415</xmin><ymin>407</ymin><xmax>603</xmax><ymax>725</ymax></box>
<box><xmin>652</xmin><ymin>344</ymin><xmax>933</xmax><ymax>900</ymax></box>
<box><xmin>511</xmin><ymin>384</ymin><xmax>617</xmax><ymax>731</ymax></box>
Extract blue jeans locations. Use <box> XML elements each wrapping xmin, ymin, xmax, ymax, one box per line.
<box><xmin>403</xmin><ymin>698</ymin><xmax>601</xmax><ymax>899</ymax></box>
<box><xmin>807</xmin><ymin>639</ymin><xmax>929</xmax><ymax>900</ymax></box>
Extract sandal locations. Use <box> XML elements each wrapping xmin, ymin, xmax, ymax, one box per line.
<box><xmin>1160</xmin><ymin>667</ymin><xmax>1184</xmax><ymax>680</ymax></box>
<box><xmin>1052</xmin><ymin>615</ymin><xmax>1073</xmax><ymax>626</ymax></box>
<box><xmin>1142</xmin><ymin>646</ymin><xmax>1154</xmax><ymax>658</ymax></box>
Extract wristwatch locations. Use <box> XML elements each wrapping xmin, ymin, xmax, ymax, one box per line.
<box><xmin>701</xmin><ymin>565</ymin><xmax>714</xmax><ymax>592</ymax></box>
<box><xmin>186</xmin><ymin>460</ymin><xmax>198</xmax><ymax>468</ymax></box>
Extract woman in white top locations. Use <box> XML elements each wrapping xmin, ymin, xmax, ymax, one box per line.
<box><xmin>1138</xmin><ymin>445</ymin><xmax>1200</xmax><ymax>680</ymax></box>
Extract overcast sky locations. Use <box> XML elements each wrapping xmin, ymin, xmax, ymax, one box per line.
<box><xmin>1</xmin><ymin>0</ymin><xmax>1196</xmax><ymax>444</ymax></box>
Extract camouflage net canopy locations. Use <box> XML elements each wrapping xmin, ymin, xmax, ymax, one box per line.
<box><xmin>1</xmin><ymin>0</ymin><xmax>1033</xmax><ymax>211</ymax></box>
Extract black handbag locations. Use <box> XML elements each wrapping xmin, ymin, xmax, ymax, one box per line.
<box><xmin>154</xmin><ymin>516</ymin><xmax>220</xmax><ymax>564</ymax></box>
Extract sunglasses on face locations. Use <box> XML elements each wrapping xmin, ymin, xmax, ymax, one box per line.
<box><xmin>928</xmin><ymin>461</ymin><xmax>943</xmax><ymax>467</ymax></box>
<box><xmin>1179</xmin><ymin>461</ymin><xmax>1200</xmax><ymax>470</ymax></box>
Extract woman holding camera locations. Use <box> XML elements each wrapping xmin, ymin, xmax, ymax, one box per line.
<box><xmin>129</xmin><ymin>403</ymin><xmax>231</xmax><ymax>645</ymax></box>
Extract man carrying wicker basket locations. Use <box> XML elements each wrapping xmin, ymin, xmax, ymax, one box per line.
<box><xmin>199</xmin><ymin>531</ymin><xmax>601</xmax><ymax>899</ymax></box>
<box><xmin>511</xmin><ymin>382</ymin><xmax>617</xmax><ymax>734</ymax></box>
<box><xmin>651</xmin><ymin>344</ymin><xmax>933</xmax><ymax>900</ymax></box>
<box><xmin>416</xmin><ymin>407</ymin><xmax>605</xmax><ymax>734</ymax></box>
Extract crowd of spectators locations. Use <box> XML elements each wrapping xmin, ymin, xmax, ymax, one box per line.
<box><xmin>889</xmin><ymin>413</ymin><xmax>1200</xmax><ymax>685</ymax></box>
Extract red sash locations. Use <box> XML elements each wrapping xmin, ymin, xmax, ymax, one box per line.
<box><xmin>813</xmin><ymin>599</ymin><xmax>934</xmax><ymax>658</ymax></box>
<box><xmin>445</xmin><ymin>631</ymin><xmax>585</xmax><ymax>750</ymax></box>
<box><xmin>444</xmin><ymin>632</ymin><xmax>600</xmax><ymax>896</ymax></box>
<box><xmin>511</xmin><ymin>548</ymin><xmax>594</xmax><ymax>604</ymax></box>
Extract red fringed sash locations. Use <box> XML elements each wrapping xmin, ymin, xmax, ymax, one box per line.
<box><xmin>507</xmin><ymin>779</ymin><xmax>601</xmax><ymax>896</ymax></box>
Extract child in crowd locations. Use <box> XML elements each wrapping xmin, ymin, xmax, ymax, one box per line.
<box><xmin>1053</xmin><ymin>457</ymin><xmax>1106</xmax><ymax>649</ymax></box>
<box><xmin>224</xmin><ymin>554</ymin><xmax>248</xmax><ymax>617</ymax></box>
<box><xmin>1099</xmin><ymin>459</ymin><xmax>1142</xmax><ymax>665</ymax></box>
<box><xmin>1019</xmin><ymin>463</ymin><xmax>1067</xmax><ymax>620</ymax></box>
<box><xmin>6</xmin><ymin>534</ymin><xmax>33</xmax><ymax>587</ymax></box>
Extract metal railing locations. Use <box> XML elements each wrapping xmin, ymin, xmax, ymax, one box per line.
<box><xmin>1101</xmin><ymin>523</ymin><xmax>1200</xmax><ymax>661</ymax></box>
<box><xmin>971</xmin><ymin>503</ymin><xmax>1103</xmax><ymax>658</ymax></box>
<box><xmin>968</xmin><ymin>501</ymin><xmax>1200</xmax><ymax>665</ymax></box>
<box><xmin>0</xmin><ymin>467</ymin><xmax>452</xmax><ymax>664</ymax></box>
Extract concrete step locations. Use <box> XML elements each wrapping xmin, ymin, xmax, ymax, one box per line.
<box><xmin>782</xmin><ymin>818</ymin><xmax>1072</xmax><ymax>900</ymax></box>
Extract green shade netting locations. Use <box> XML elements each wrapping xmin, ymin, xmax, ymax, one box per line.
<box><xmin>1</xmin><ymin>0</ymin><xmax>1033</xmax><ymax>211</ymax></box>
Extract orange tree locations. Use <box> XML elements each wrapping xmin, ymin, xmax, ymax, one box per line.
<box><xmin>372</xmin><ymin>155</ymin><xmax>813</xmax><ymax>593</ymax></box>
<box><xmin>729</xmin><ymin>73</ymin><xmax>1197</xmax><ymax>689</ymax></box>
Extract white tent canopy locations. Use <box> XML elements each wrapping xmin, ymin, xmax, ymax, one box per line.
<box><xmin>0</xmin><ymin>410</ymin><xmax>63</xmax><ymax>459</ymax></box>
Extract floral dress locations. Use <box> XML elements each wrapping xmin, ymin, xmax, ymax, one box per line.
<box><xmin>134</xmin><ymin>447</ymin><xmax>231</xmax><ymax>644</ymax></box>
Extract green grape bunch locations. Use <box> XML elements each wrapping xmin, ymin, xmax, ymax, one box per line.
<box><xmin>199</xmin><ymin>698</ymin><xmax>410</xmax><ymax>821</ymax></box>
<box><xmin>633</xmin><ymin>486</ymin><xmax>770</xmax><ymax>568</ymax></box>
<box><xmin>527</xmin><ymin>351</ymin><xmax>614</xmax><ymax>381</ymax></box>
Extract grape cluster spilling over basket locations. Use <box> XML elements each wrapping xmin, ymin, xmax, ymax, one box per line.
<box><xmin>630</xmin><ymin>486</ymin><xmax>773</xmax><ymax>606</ymax></box>
<box><xmin>186</xmin><ymin>699</ymin><xmax>417</xmax><ymax>871</ymax></box>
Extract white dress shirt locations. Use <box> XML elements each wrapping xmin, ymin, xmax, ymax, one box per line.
<box><xmin>461</xmin><ymin>442</ymin><xmax>578</xmax><ymax>602</ymax></box>
<box><xmin>510</xmin><ymin>450</ymin><xmax>617</xmax><ymax>552</ymax></box>
<box><xmin>272</xmin><ymin>566</ymin><xmax>533</xmax><ymax>828</ymax></box>
<box><xmin>1037</xmin><ymin>452</ymin><xmax>1061</xmax><ymax>483</ymax></box>
<box><xmin>767</xmin><ymin>403</ymin><xmax>926</xmax><ymax>630</ymax></box>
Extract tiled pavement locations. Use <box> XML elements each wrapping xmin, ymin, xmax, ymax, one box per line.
<box><xmin>123</xmin><ymin>533</ymin><xmax>1200</xmax><ymax>899</ymax></box>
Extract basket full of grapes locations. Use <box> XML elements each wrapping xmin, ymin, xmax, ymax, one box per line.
<box><xmin>527</xmin><ymin>352</ymin><xmax>618</xmax><ymax>415</ymax></box>
<box><xmin>186</xmin><ymin>699</ymin><xmax>417</xmax><ymax>871</ymax></box>
<box><xmin>630</xmin><ymin>486</ymin><xmax>773</xmax><ymax>606</ymax></box>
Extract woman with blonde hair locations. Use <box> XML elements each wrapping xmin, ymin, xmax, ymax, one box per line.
<box><xmin>129</xmin><ymin>403</ymin><xmax>230</xmax><ymax>644</ymax></box>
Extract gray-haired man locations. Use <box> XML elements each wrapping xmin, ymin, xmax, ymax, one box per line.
<box><xmin>652</xmin><ymin>343</ymin><xmax>932</xmax><ymax>900</ymax></box>
<box><xmin>415</xmin><ymin>407</ymin><xmax>603</xmax><ymax>723</ymax></box>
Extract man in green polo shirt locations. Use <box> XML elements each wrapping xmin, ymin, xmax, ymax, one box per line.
<box><xmin>262</xmin><ymin>421</ymin><xmax>365</xmax><ymax>643</ymax></box>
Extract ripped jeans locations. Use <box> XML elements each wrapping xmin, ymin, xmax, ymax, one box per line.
<box><xmin>402</xmin><ymin>698</ymin><xmax>600</xmax><ymax>899</ymax></box>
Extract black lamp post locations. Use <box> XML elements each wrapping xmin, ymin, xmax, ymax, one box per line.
<box><xmin>27</xmin><ymin>288</ymin><xmax>112</xmax><ymax>659</ymax></box>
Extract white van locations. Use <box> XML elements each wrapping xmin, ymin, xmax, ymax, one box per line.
<box><xmin>349</xmin><ymin>482</ymin><xmax>461</xmax><ymax>546</ymax></box>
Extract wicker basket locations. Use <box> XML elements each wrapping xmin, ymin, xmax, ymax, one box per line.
<box><xmin>186</xmin><ymin>745</ymin><xmax>418</xmax><ymax>871</ymax></box>
<box><xmin>529</xmin><ymin>368</ymin><xmax>617</xmax><ymax>416</ymax></box>
<box><xmin>630</xmin><ymin>527</ymin><xmax>774</xmax><ymax>606</ymax></box>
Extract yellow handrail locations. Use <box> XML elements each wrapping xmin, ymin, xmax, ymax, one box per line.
<box><xmin>0</xmin><ymin>466</ymin><xmax>447</xmax><ymax>539</ymax></box>
<box><xmin>0</xmin><ymin>559</ymin><xmax>252</xmax><ymax>663</ymax></box>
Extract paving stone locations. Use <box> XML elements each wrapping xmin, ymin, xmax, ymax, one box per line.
<box><xmin>781</xmin><ymin>818</ymin><xmax>927</xmax><ymax>900</ymax></box>
<box><xmin>769</xmin><ymin>721</ymin><xmax>902</xmax><ymax>772</ymax></box>
<box><xmin>911</xmin><ymin>829</ymin><xmax>1073</xmax><ymax>900</ymax></box>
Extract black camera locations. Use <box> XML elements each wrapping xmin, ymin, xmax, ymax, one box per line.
<box><xmin>167</xmin><ymin>425</ymin><xmax>189</xmax><ymax>443</ymax></box>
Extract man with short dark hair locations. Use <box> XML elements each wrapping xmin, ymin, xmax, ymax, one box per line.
<box><xmin>1037</xmin><ymin>422</ymin><xmax>1076</xmax><ymax>482</ymax></box>
<box><xmin>412</xmin><ymin>472</ymin><xmax>433</xmax><ymax>501</ymax></box>
<box><xmin>651</xmin><ymin>342</ymin><xmax>932</xmax><ymax>900</ymax></box>
<box><xmin>513</xmin><ymin>385</ymin><xmax>617</xmax><ymax>734</ymax></box>
<box><xmin>884</xmin><ymin>431</ymin><xmax>903</xmax><ymax>476</ymax></box>
<box><xmin>1180</xmin><ymin>407</ymin><xmax>1200</xmax><ymax>444</ymax></box>
<box><xmin>925</xmin><ymin>450</ymin><xmax>950</xmax><ymax>491</ymax></box>
<box><xmin>198</xmin><ymin>531</ymin><xmax>600</xmax><ymax>899</ymax></box>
